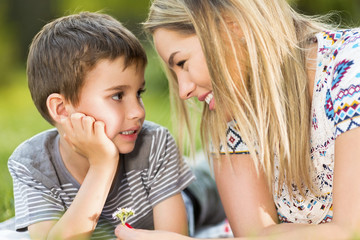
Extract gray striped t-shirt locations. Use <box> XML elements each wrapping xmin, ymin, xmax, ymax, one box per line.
<box><xmin>8</xmin><ymin>121</ymin><xmax>195</xmax><ymax>239</ymax></box>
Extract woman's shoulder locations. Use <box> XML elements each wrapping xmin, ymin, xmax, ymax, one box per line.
<box><xmin>316</xmin><ymin>28</ymin><xmax>360</xmax><ymax>41</ymax></box>
<box><xmin>314</xmin><ymin>28</ymin><xmax>360</xmax><ymax>92</ymax></box>
<box><xmin>316</xmin><ymin>28</ymin><xmax>360</xmax><ymax>54</ymax></box>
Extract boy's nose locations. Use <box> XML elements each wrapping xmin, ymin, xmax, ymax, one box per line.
<box><xmin>127</xmin><ymin>100</ymin><xmax>145</xmax><ymax>120</ymax></box>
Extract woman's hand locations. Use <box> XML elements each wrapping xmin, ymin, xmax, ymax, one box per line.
<box><xmin>115</xmin><ymin>225</ymin><xmax>189</xmax><ymax>240</ymax></box>
<box><xmin>115</xmin><ymin>225</ymin><xmax>140</xmax><ymax>240</ymax></box>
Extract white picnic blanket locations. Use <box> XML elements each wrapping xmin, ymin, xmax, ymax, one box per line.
<box><xmin>0</xmin><ymin>217</ymin><xmax>233</xmax><ymax>239</ymax></box>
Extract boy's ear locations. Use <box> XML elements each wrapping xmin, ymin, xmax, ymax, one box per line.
<box><xmin>46</xmin><ymin>93</ymin><xmax>72</xmax><ymax>123</ymax></box>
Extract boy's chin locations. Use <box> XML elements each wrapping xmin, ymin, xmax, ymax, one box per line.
<box><xmin>117</xmin><ymin>144</ymin><xmax>136</xmax><ymax>155</ymax></box>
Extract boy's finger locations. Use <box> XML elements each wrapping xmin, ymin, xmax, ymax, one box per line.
<box><xmin>60</xmin><ymin>116</ymin><xmax>74</xmax><ymax>135</ymax></box>
<box><xmin>70</xmin><ymin>113</ymin><xmax>85</xmax><ymax>131</ymax></box>
<box><xmin>82</xmin><ymin>116</ymin><xmax>96</xmax><ymax>135</ymax></box>
<box><xmin>94</xmin><ymin>121</ymin><xmax>106</xmax><ymax>137</ymax></box>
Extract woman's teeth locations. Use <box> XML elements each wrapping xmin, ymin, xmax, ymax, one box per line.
<box><xmin>205</xmin><ymin>93</ymin><xmax>213</xmax><ymax>105</ymax></box>
<box><xmin>121</xmin><ymin>130</ymin><xmax>135</xmax><ymax>135</ymax></box>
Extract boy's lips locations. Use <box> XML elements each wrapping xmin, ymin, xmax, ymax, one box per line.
<box><xmin>120</xmin><ymin>130</ymin><xmax>137</xmax><ymax>135</ymax></box>
<box><xmin>119</xmin><ymin>126</ymin><xmax>141</xmax><ymax>137</ymax></box>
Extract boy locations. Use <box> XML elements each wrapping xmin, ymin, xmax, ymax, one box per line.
<box><xmin>8</xmin><ymin>12</ymin><xmax>196</xmax><ymax>239</ymax></box>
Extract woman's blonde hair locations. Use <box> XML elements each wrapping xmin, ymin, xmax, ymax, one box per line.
<box><xmin>144</xmin><ymin>0</ymin><xmax>335</xmax><ymax>195</ymax></box>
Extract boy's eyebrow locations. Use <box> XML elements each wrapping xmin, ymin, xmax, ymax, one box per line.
<box><xmin>105</xmin><ymin>81</ymin><xmax>146</xmax><ymax>92</ymax></box>
<box><xmin>168</xmin><ymin>51</ymin><xmax>179</xmax><ymax>67</ymax></box>
<box><xmin>105</xmin><ymin>85</ymin><xmax>128</xmax><ymax>92</ymax></box>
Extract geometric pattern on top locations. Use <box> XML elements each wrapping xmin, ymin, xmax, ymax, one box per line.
<box><xmin>220</xmin><ymin>120</ymin><xmax>249</xmax><ymax>154</ymax></box>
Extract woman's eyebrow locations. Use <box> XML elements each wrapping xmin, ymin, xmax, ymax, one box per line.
<box><xmin>168</xmin><ymin>51</ymin><xmax>179</xmax><ymax>67</ymax></box>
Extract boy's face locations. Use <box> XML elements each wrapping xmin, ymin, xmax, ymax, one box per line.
<box><xmin>69</xmin><ymin>56</ymin><xmax>146</xmax><ymax>154</ymax></box>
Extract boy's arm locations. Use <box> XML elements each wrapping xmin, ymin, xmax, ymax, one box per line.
<box><xmin>29</xmin><ymin>113</ymin><xmax>119</xmax><ymax>239</ymax></box>
<box><xmin>153</xmin><ymin>193</ymin><xmax>188</xmax><ymax>235</ymax></box>
<box><xmin>29</xmin><ymin>165</ymin><xmax>117</xmax><ymax>240</ymax></box>
<box><xmin>47</xmin><ymin>162</ymin><xmax>117</xmax><ymax>239</ymax></box>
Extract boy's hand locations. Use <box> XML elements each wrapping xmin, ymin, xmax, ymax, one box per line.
<box><xmin>61</xmin><ymin>113</ymin><xmax>119</xmax><ymax>167</ymax></box>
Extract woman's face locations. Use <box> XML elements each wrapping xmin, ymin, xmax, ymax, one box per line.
<box><xmin>153</xmin><ymin>28</ymin><xmax>215</xmax><ymax>110</ymax></box>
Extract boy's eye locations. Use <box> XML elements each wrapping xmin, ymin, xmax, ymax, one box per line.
<box><xmin>137</xmin><ymin>88</ymin><xmax>146</xmax><ymax>98</ymax></box>
<box><xmin>112</xmin><ymin>92</ymin><xmax>124</xmax><ymax>100</ymax></box>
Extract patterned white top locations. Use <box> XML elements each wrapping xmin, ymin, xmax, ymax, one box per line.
<box><xmin>223</xmin><ymin>29</ymin><xmax>360</xmax><ymax>224</ymax></box>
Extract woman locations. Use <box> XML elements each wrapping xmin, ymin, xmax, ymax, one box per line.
<box><xmin>116</xmin><ymin>0</ymin><xmax>360</xmax><ymax>239</ymax></box>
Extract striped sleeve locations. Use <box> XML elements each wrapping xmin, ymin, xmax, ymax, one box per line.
<box><xmin>145</xmin><ymin>128</ymin><xmax>195</xmax><ymax>206</ymax></box>
<box><xmin>8</xmin><ymin>159</ymin><xmax>65</xmax><ymax>230</ymax></box>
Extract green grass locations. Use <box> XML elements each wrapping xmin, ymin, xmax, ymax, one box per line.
<box><xmin>0</xmin><ymin>70</ymin><xmax>53</xmax><ymax>222</ymax></box>
<box><xmin>0</xmin><ymin>61</ymin><xmax>172</xmax><ymax>222</ymax></box>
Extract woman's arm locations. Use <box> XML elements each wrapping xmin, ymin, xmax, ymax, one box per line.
<box><xmin>213</xmin><ymin>154</ymin><xmax>278</xmax><ymax>237</ymax></box>
<box><xmin>257</xmin><ymin>127</ymin><xmax>360</xmax><ymax>239</ymax></box>
<box><xmin>153</xmin><ymin>193</ymin><xmax>188</xmax><ymax>234</ymax></box>
<box><xmin>230</xmin><ymin>127</ymin><xmax>360</xmax><ymax>239</ymax></box>
<box><xmin>216</xmin><ymin>127</ymin><xmax>360</xmax><ymax>239</ymax></box>
<box><xmin>331</xmin><ymin>126</ymin><xmax>360</xmax><ymax>231</ymax></box>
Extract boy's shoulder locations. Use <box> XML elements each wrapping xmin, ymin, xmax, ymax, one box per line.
<box><xmin>8</xmin><ymin>129</ymin><xmax>60</xmax><ymax>182</ymax></box>
<box><xmin>123</xmin><ymin>121</ymin><xmax>176</xmax><ymax>170</ymax></box>
<box><xmin>139</xmin><ymin>120</ymin><xmax>169</xmax><ymax>135</ymax></box>
<box><xmin>134</xmin><ymin>120</ymin><xmax>173</xmax><ymax>152</ymax></box>
<box><xmin>10</xmin><ymin>128</ymin><xmax>59</xmax><ymax>161</ymax></box>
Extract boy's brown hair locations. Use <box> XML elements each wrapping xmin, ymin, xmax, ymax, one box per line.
<box><xmin>27</xmin><ymin>12</ymin><xmax>147</xmax><ymax>124</ymax></box>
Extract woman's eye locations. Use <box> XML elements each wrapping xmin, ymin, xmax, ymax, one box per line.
<box><xmin>176</xmin><ymin>60</ymin><xmax>186</xmax><ymax>68</ymax></box>
<box><xmin>137</xmin><ymin>88</ymin><xmax>146</xmax><ymax>98</ymax></box>
<box><xmin>112</xmin><ymin>92</ymin><xmax>124</xmax><ymax>100</ymax></box>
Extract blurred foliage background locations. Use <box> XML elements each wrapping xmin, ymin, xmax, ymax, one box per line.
<box><xmin>0</xmin><ymin>0</ymin><xmax>360</xmax><ymax>223</ymax></box>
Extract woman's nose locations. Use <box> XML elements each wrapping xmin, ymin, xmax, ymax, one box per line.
<box><xmin>178</xmin><ymin>76</ymin><xmax>196</xmax><ymax>100</ymax></box>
